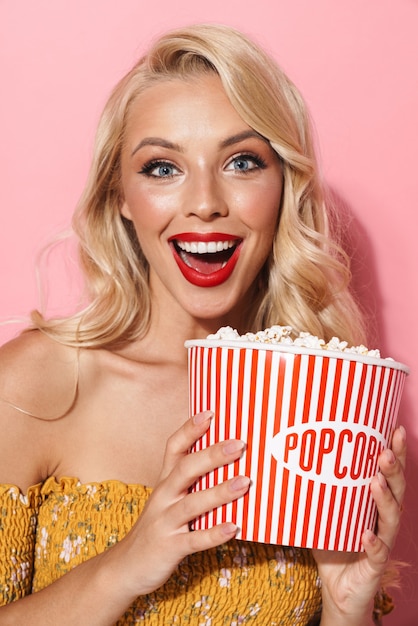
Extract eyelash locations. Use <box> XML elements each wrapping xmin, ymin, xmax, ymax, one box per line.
<box><xmin>139</xmin><ymin>160</ymin><xmax>179</xmax><ymax>178</ymax></box>
<box><xmin>227</xmin><ymin>153</ymin><xmax>267</xmax><ymax>171</ymax></box>
<box><xmin>139</xmin><ymin>153</ymin><xmax>267</xmax><ymax>178</ymax></box>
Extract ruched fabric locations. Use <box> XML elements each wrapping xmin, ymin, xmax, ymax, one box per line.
<box><xmin>0</xmin><ymin>477</ymin><xmax>392</xmax><ymax>624</ymax></box>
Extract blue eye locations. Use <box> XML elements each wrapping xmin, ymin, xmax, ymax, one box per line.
<box><xmin>140</xmin><ymin>160</ymin><xmax>179</xmax><ymax>178</ymax></box>
<box><xmin>227</xmin><ymin>154</ymin><xmax>266</xmax><ymax>172</ymax></box>
<box><xmin>233</xmin><ymin>158</ymin><xmax>250</xmax><ymax>171</ymax></box>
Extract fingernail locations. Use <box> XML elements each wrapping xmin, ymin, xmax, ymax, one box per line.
<box><xmin>377</xmin><ymin>472</ymin><xmax>388</xmax><ymax>490</ymax></box>
<box><xmin>230</xmin><ymin>476</ymin><xmax>251</xmax><ymax>491</ymax></box>
<box><xmin>193</xmin><ymin>411</ymin><xmax>213</xmax><ymax>425</ymax></box>
<box><xmin>385</xmin><ymin>449</ymin><xmax>396</xmax><ymax>465</ymax></box>
<box><xmin>364</xmin><ymin>529</ymin><xmax>377</xmax><ymax>544</ymax></box>
<box><xmin>398</xmin><ymin>425</ymin><xmax>407</xmax><ymax>441</ymax></box>
<box><xmin>223</xmin><ymin>440</ymin><xmax>245</xmax><ymax>456</ymax></box>
<box><xmin>222</xmin><ymin>522</ymin><xmax>238</xmax><ymax>536</ymax></box>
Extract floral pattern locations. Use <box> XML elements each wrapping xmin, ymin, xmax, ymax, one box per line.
<box><xmin>0</xmin><ymin>477</ymin><xmax>388</xmax><ymax>624</ymax></box>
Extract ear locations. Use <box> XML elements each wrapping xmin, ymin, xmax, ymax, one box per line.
<box><xmin>120</xmin><ymin>201</ymin><xmax>133</xmax><ymax>221</ymax></box>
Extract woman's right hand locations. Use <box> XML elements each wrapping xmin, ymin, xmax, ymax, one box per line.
<box><xmin>0</xmin><ymin>406</ymin><xmax>248</xmax><ymax>626</ymax></box>
<box><xmin>110</xmin><ymin>410</ymin><xmax>250</xmax><ymax>597</ymax></box>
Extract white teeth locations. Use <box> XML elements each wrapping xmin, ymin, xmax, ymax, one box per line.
<box><xmin>176</xmin><ymin>239</ymin><xmax>236</xmax><ymax>254</ymax></box>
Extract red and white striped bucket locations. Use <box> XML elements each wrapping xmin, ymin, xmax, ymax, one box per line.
<box><xmin>186</xmin><ymin>340</ymin><xmax>409</xmax><ymax>551</ymax></box>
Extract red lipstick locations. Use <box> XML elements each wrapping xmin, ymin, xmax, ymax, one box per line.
<box><xmin>169</xmin><ymin>233</ymin><xmax>242</xmax><ymax>288</ymax></box>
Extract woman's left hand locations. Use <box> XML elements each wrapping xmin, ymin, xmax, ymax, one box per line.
<box><xmin>313</xmin><ymin>425</ymin><xmax>407</xmax><ymax>626</ymax></box>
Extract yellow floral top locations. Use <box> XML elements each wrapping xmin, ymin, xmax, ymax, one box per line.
<box><xmin>0</xmin><ymin>478</ymin><xmax>392</xmax><ymax>624</ymax></box>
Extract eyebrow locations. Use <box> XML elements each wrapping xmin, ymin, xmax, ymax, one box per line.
<box><xmin>219</xmin><ymin>130</ymin><xmax>269</xmax><ymax>148</ymax></box>
<box><xmin>131</xmin><ymin>129</ymin><xmax>269</xmax><ymax>157</ymax></box>
<box><xmin>131</xmin><ymin>137</ymin><xmax>183</xmax><ymax>156</ymax></box>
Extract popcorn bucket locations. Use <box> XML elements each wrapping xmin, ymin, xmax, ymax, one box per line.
<box><xmin>185</xmin><ymin>340</ymin><xmax>409</xmax><ymax>551</ymax></box>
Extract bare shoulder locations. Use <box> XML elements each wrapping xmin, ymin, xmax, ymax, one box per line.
<box><xmin>0</xmin><ymin>329</ymin><xmax>79</xmax><ymax>420</ymax></box>
<box><xmin>0</xmin><ymin>330</ymin><xmax>79</xmax><ymax>491</ymax></box>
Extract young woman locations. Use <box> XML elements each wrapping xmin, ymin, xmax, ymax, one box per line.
<box><xmin>0</xmin><ymin>24</ymin><xmax>406</xmax><ymax>625</ymax></box>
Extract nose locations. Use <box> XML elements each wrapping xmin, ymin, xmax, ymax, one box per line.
<box><xmin>184</xmin><ymin>170</ymin><xmax>229</xmax><ymax>220</ymax></box>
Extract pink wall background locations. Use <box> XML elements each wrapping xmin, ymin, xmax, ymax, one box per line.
<box><xmin>1</xmin><ymin>1</ymin><xmax>417</xmax><ymax>622</ymax></box>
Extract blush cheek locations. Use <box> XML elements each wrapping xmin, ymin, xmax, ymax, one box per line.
<box><xmin>233</xmin><ymin>185</ymin><xmax>281</xmax><ymax>226</ymax></box>
<box><xmin>123</xmin><ymin>191</ymin><xmax>178</xmax><ymax>233</ymax></box>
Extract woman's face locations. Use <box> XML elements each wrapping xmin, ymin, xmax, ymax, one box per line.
<box><xmin>120</xmin><ymin>73</ymin><xmax>283</xmax><ymax>327</ymax></box>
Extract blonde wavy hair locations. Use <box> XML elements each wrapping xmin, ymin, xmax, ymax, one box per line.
<box><xmin>31</xmin><ymin>23</ymin><xmax>366</xmax><ymax>347</ymax></box>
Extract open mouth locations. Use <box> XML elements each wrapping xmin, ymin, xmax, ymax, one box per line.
<box><xmin>169</xmin><ymin>234</ymin><xmax>242</xmax><ymax>287</ymax></box>
<box><xmin>174</xmin><ymin>239</ymin><xmax>237</xmax><ymax>274</ymax></box>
